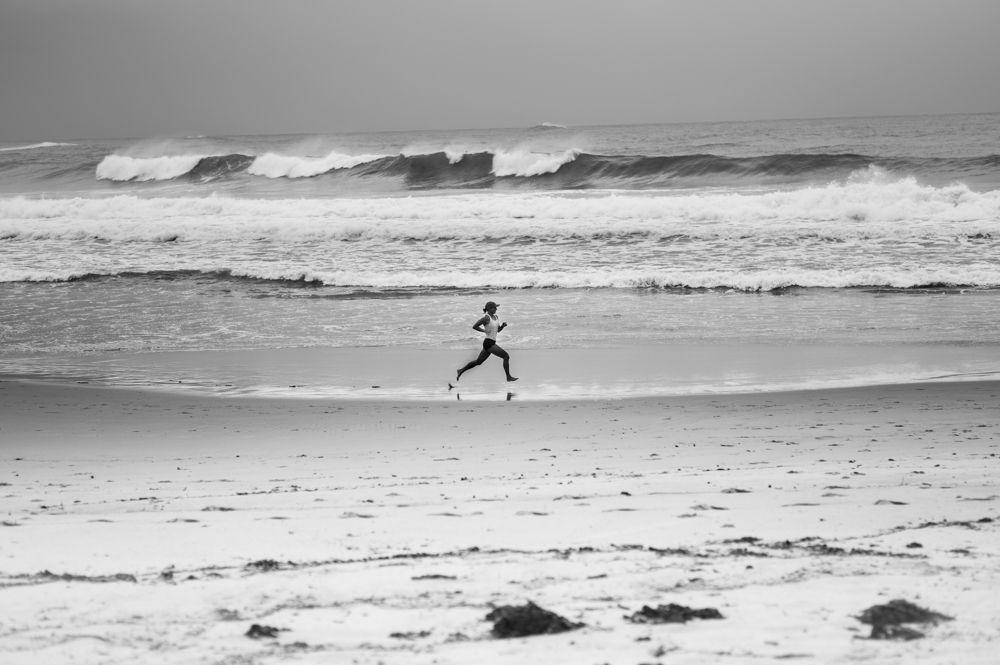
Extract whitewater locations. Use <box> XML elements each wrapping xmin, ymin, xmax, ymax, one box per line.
<box><xmin>2</xmin><ymin>172</ymin><xmax>998</xmax><ymax>289</ymax></box>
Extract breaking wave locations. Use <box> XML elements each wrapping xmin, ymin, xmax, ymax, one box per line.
<box><xmin>247</xmin><ymin>151</ymin><xmax>388</xmax><ymax>178</ymax></box>
<box><xmin>96</xmin><ymin>154</ymin><xmax>206</xmax><ymax>182</ymax></box>
<box><xmin>492</xmin><ymin>149</ymin><xmax>580</xmax><ymax>177</ymax></box>
<box><xmin>87</xmin><ymin>148</ymin><xmax>1000</xmax><ymax>188</ymax></box>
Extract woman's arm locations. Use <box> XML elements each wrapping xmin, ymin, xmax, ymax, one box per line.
<box><xmin>472</xmin><ymin>315</ymin><xmax>489</xmax><ymax>332</ymax></box>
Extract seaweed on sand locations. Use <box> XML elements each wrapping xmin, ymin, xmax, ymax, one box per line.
<box><xmin>486</xmin><ymin>601</ymin><xmax>583</xmax><ymax>638</ymax></box>
<box><xmin>857</xmin><ymin>599</ymin><xmax>953</xmax><ymax>640</ymax></box>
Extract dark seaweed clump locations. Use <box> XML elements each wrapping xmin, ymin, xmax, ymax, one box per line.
<box><xmin>627</xmin><ymin>603</ymin><xmax>724</xmax><ymax>624</ymax></box>
<box><xmin>486</xmin><ymin>601</ymin><xmax>583</xmax><ymax>638</ymax></box>
<box><xmin>245</xmin><ymin>624</ymin><xmax>283</xmax><ymax>639</ymax></box>
<box><xmin>857</xmin><ymin>599</ymin><xmax>953</xmax><ymax>640</ymax></box>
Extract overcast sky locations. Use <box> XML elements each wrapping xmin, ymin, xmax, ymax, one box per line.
<box><xmin>1</xmin><ymin>0</ymin><xmax>998</xmax><ymax>140</ymax></box>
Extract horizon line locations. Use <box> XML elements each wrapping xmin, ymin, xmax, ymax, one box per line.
<box><xmin>3</xmin><ymin>110</ymin><xmax>997</xmax><ymax>145</ymax></box>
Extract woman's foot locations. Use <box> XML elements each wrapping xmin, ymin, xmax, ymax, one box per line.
<box><xmin>507</xmin><ymin>376</ymin><xmax>518</xmax><ymax>382</ymax></box>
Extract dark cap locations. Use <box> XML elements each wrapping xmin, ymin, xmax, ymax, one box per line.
<box><xmin>483</xmin><ymin>301</ymin><xmax>499</xmax><ymax>311</ymax></box>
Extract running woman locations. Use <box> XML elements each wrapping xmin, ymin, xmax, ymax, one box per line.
<box><xmin>456</xmin><ymin>301</ymin><xmax>518</xmax><ymax>382</ymax></box>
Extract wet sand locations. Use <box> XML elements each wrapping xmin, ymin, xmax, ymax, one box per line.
<box><xmin>7</xmin><ymin>343</ymin><xmax>1000</xmax><ymax>401</ymax></box>
<box><xmin>1</xmin><ymin>378</ymin><xmax>999</xmax><ymax>664</ymax></box>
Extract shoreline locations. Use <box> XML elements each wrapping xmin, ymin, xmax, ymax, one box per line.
<box><xmin>4</xmin><ymin>340</ymin><xmax>1000</xmax><ymax>402</ymax></box>
<box><xmin>2</xmin><ymin>375</ymin><xmax>999</xmax><ymax>663</ymax></box>
<box><xmin>6</xmin><ymin>369</ymin><xmax>1000</xmax><ymax>411</ymax></box>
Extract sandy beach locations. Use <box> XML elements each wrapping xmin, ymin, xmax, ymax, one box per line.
<box><xmin>1</xmin><ymin>377</ymin><xmax>998</xmax><ymax>664</ymax></box>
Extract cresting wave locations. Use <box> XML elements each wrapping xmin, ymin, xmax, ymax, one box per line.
<box><xmin>91</xmin><ymin>149</ymin><xmax>1000</xmax><ymax>187</ymax></box>
<box><xmin>93</xmin><ymin>148</ymin><xmax>581</xmax><ymax>182</ymax></box>
<box><xmin>3</xmin><ymin>175</ymin><xmax>998</xmax><ymax>242</ymax></box>
<box><xmin>96</xmin><ymin>154</ymin><xmax>206</xmax><ymax>182</ymax></box>
<box><xmin>247</xmin><ymin>151</ymin><xmax>388</xmax><ymax>178</ymax></box>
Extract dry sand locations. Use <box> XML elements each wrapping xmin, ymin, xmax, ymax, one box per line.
<box><xmin>1</xmin><ymin>378</ymin><xmax>999</xmax><ymax>664</ymax></box>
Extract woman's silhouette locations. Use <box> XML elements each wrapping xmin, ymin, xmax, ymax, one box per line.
<box><xmin>456</xmin><ymin>301</ymin><xmax>518</xmax><ymax>383</ymax></box>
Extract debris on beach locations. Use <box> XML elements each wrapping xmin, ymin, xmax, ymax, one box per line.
<box><xmin>912</xmin><ymin>516</ymin><xmax>993</xmax><ymax>529</ymax></box>
<box><xmin>412</xmin><ymin>573</ymin><xmax>458</xmax><ymax>580</ymax></box>
<box><xmin>339</xmin><ymin>511</ymin><xmax>376</xmax><ymax>519</ymax></box>
<box><xmin>246</xmin><ymin>559</ymin><xmax>284</xmax><ymax>571</ymax></box>
<box><xmin>486</xmin><ymin>601</ymin><xmax>583</xmax><ymax>638</ymax></box>
<box><xmin>764</xmin><ymin>537</ymin><xmax>922</xmax><ymax>558</ymax></box>
<box><xmin>36</xmin><ymin>570</ymin><xmax>137</xmax><ymax>584</ymax></box>
<box><xmin>245</xmin><ymin>624</ymin><xmax>284</xmax><ymax>639</ymax></box>
<box><xmin>390</xmin><ymin>630</ymin><xmax>432</xmax><ymax>639</ymax></box>
<box><xmin>856</xmin><ymin>599</ymin><xmax>953</xmax><ymax>640</ymax></box>
<box><xmin>626</xmin><ymin>603</ymin><xmax>724</xmax><ymax>624</ymax></box>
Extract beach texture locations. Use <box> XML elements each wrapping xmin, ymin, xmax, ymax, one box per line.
<box><xmin>2</xmin><ymin>378</ymin><xmax>998</xmax><ymax>664</ymax></box>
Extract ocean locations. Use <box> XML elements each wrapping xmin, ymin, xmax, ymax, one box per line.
<box><xmin>1</xmin><ymin>114</ymin><xmax>999</xmax><ymax>400</ymax></box>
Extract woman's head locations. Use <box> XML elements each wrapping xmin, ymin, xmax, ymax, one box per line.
<box><xmin>483</xmin><ymin>301</ymin><xmax>498</xmax><ymax>313</ymax></box>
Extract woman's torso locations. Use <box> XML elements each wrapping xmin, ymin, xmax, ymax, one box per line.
<box><xmin>483</xmin><ymin>314</ymin><xmax>499</xmax><ymax>340</ymax></box>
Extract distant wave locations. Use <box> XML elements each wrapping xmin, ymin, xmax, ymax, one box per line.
<box><xmin>5</xmin><ymin>266</ymin><xmax>1000</xmax><ymax>291</ymax></box>
<box><xmin>0</xmin><ymin>141</ymin><xmax>76</xmax><ymax>152</ymax></box>
<box><xmin>88</xmin><ymin>149</ymin><xmax>1000</xmax><ymax>188</ymax></box>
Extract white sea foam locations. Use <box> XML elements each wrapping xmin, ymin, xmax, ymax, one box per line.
<box><xmin>2</xmin><ymin>177</ymin><xmax>997</xmax><ymax>242</ymax></box>
<box><xmin>247</xmin><ymin>151</ymin><xmax>387</xmax><ymax>178</ymax></box>
<box><xmin>492</xmin><ymin>149</ymin><xmax>580</xmax><ymax>177</ymax></box>
<box><xmin>0</xmin><ymin>141</ymin><xmax>76</xmax><ymax>152</ymax></box>
<box><xmin>96</xmin><ymin>154</ymin><xmax>206</xmax><ymax>181</ymax></box>
<box><xmin>3</xmin><ymin>171</ymin><xmax>999</xmax><ymax>288</ymax></box>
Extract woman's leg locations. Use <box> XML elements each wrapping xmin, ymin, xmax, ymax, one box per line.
<box><xmin>489</xmin><ymin>344</ymin><xmax>517</xmax><ymax>381</ymax></box>
<box><xmin>457</xmin><ymin>347</ymin><xmax>491</xmax><ymax>381</ymax></box>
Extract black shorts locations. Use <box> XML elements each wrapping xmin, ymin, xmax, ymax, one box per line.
<box><xmin>482</xmin><ymin>338</ymin><xmax>496</xmax><ymax>350</ymax></box>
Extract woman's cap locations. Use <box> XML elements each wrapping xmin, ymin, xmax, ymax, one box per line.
<box><xmin>484</xmin><ymin>300</ymin><xmax>499</xmax><ymax>311</ymax></box>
